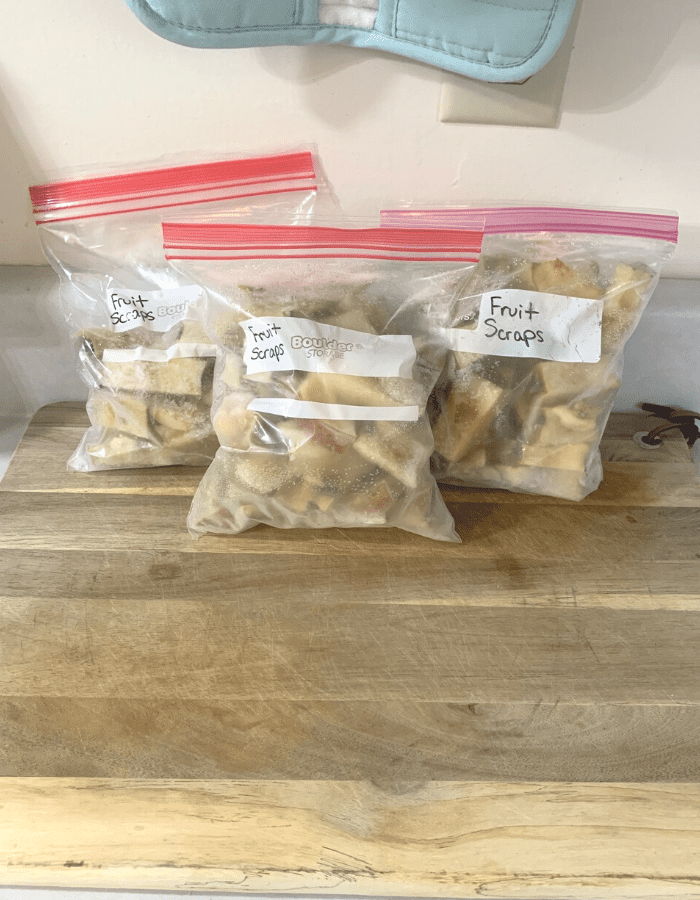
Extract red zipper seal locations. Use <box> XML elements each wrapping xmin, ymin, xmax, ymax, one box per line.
<box><xmin>30</xmin><ymin>152</ymin><xmax>316</xmax><ymax>221</ymax></box>
<box><xmin>162</xmin><ymin>224</ymin><xmax>483</xmax><ymax>262</ymax></box>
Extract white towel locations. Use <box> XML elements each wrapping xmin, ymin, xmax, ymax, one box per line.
<box><xmin>317</xmin><ymin>0</ymin><xmax>379</xmax><ymax>29</ymax></box>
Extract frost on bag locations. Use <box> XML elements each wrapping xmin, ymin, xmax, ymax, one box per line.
<box><xmin>163</xmin><ymin>224</ymin><xmax>483</xmax><ymax>540</ymax></box>
<box><xmin>382</xmin><ymin>207</ymin><xmax>679</xmax><ymax>500</ymax></box>
<box><xmin>29</xmin><ymin>150</ymin><xmax>323</xmax><ymax>470</ymax></box>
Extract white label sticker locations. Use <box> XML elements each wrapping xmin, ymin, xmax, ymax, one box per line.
<box><xmin>101</xmin><ymin>343</ymin><xmax>217</xmax><ymax>363</ymax></box>
<box><xmin>247</xmin><ymin>398</ymin><xmax>419</xmax><ymax>422</ymax></box>
<box><xmin>106</xmin><ymin>286</ymin><xmax>203</xmax><ymax>333</ymax></box>
<box><xmin>242</xmin><ymin>317</ymin><xmax>416</xmax><ymax>378</ymax></box>
<box><xmin>450</xmin><ymin>290</ymin><xmax>603</xmax><ymax>363</ymax></box>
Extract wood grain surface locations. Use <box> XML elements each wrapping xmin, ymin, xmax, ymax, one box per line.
<box><xmin>4</xmin><ymin>779</ymin><xmax>700</xmax><ymax>897</ymax></box>
<box><xmin>2</xmin><ymin>403</ymin><xmax>700</xmax><ymax>896</ymax></box>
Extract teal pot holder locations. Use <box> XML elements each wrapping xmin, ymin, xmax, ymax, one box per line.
<box><xmin>123</xmin><ymin>0</ymin><xmax>578</xmax><ymax>82</ymax></box>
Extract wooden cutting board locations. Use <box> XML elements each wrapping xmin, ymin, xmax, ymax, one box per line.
<box><xmin>2</xmin><ymin>403</ymin><xmax>700</xmax><ymax>897</ymax></box>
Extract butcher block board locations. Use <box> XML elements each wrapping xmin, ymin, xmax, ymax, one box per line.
<box><xmin>2</xmin><ymin>402</ymin><xmax>700</xmax><ymax>898</ymax></box>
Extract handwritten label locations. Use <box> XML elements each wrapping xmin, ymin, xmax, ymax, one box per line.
<box><xmin>242</xmin><ymin>316</ymin><xmax>416</xmax><ymax>378</ymax></box>
<box><xmin>106</xmin><ymin>286</ymin><xmax>203</xmax><ymax>333</ymax></box>
<box><xmin>450</xmin><ymin>289</ymin><xmax>603</xmax><ymax>363</ymax></box>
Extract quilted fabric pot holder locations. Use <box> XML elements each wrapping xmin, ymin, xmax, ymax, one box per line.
<box><xmin>123</xmin><ymin>0</ymin><xmax>578</xmax><ymax>82</ymax></box>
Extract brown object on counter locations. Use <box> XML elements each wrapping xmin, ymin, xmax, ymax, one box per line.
<box><xmin>1</xmin><ymin>402</ymin><xmax>700</xmax><ymax>897</ymax></box>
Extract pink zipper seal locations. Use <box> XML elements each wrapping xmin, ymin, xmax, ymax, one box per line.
<box><xmin>381</xmin><ymin>206</ymin><xmax>679</xmax><ymax>243</ymax></box>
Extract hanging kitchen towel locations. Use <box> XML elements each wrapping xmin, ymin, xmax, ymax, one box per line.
<box><xmin>123</xmin><ymin>0</ymin><xmax>578</xmax><ymax>82</ymax></box>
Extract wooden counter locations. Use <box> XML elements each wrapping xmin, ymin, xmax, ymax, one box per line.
<box><xmin>2</xmin><ymin>403</ymin><xmax>700</xmax><ymax>897</ymax></box>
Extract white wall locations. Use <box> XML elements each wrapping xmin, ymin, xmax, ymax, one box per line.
<box><xmin>1</xmin><ymin>0</ymin><xmax>699</xmax><ymax>276</ymax></box>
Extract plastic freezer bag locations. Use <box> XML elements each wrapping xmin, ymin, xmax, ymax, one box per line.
<box><xmin>30</xmin><ymin>150</ymin><xmax>325</xmax><ymax>471</ymax></box>
<box><xmin>382</xmin><ymin>206</ymin><xmax>679</xmax><ymax>500</ymax></box>
<box><xmin>163</xmin><ymin>223</ymin><xmax>483</xmax><ymax>540</ymax></box>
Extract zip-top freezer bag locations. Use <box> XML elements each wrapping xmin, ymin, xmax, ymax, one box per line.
<box><xmin>163</xmin><ymin>223</ymin><xmax>483</xmax><ymax>540</ymax></box>
<box><xmin>30</xmin><ymin>150</ymin><xmax>326</xmax><ymax>471</ymax></box>
<box><xmin>382</xmin><ymin>206</ymin><xmax>679</xmax><ymax>500</ymax></box>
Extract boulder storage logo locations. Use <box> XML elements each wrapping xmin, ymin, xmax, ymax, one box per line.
<box><xmin>290</xmin><ymin>334</ymin><xmax>359</xmax><ymax>360</ymax></box>
<box><xmin>158</xmin><ymin>301</ymin><xmax>187</xmax><ymax>319</ymax></box>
